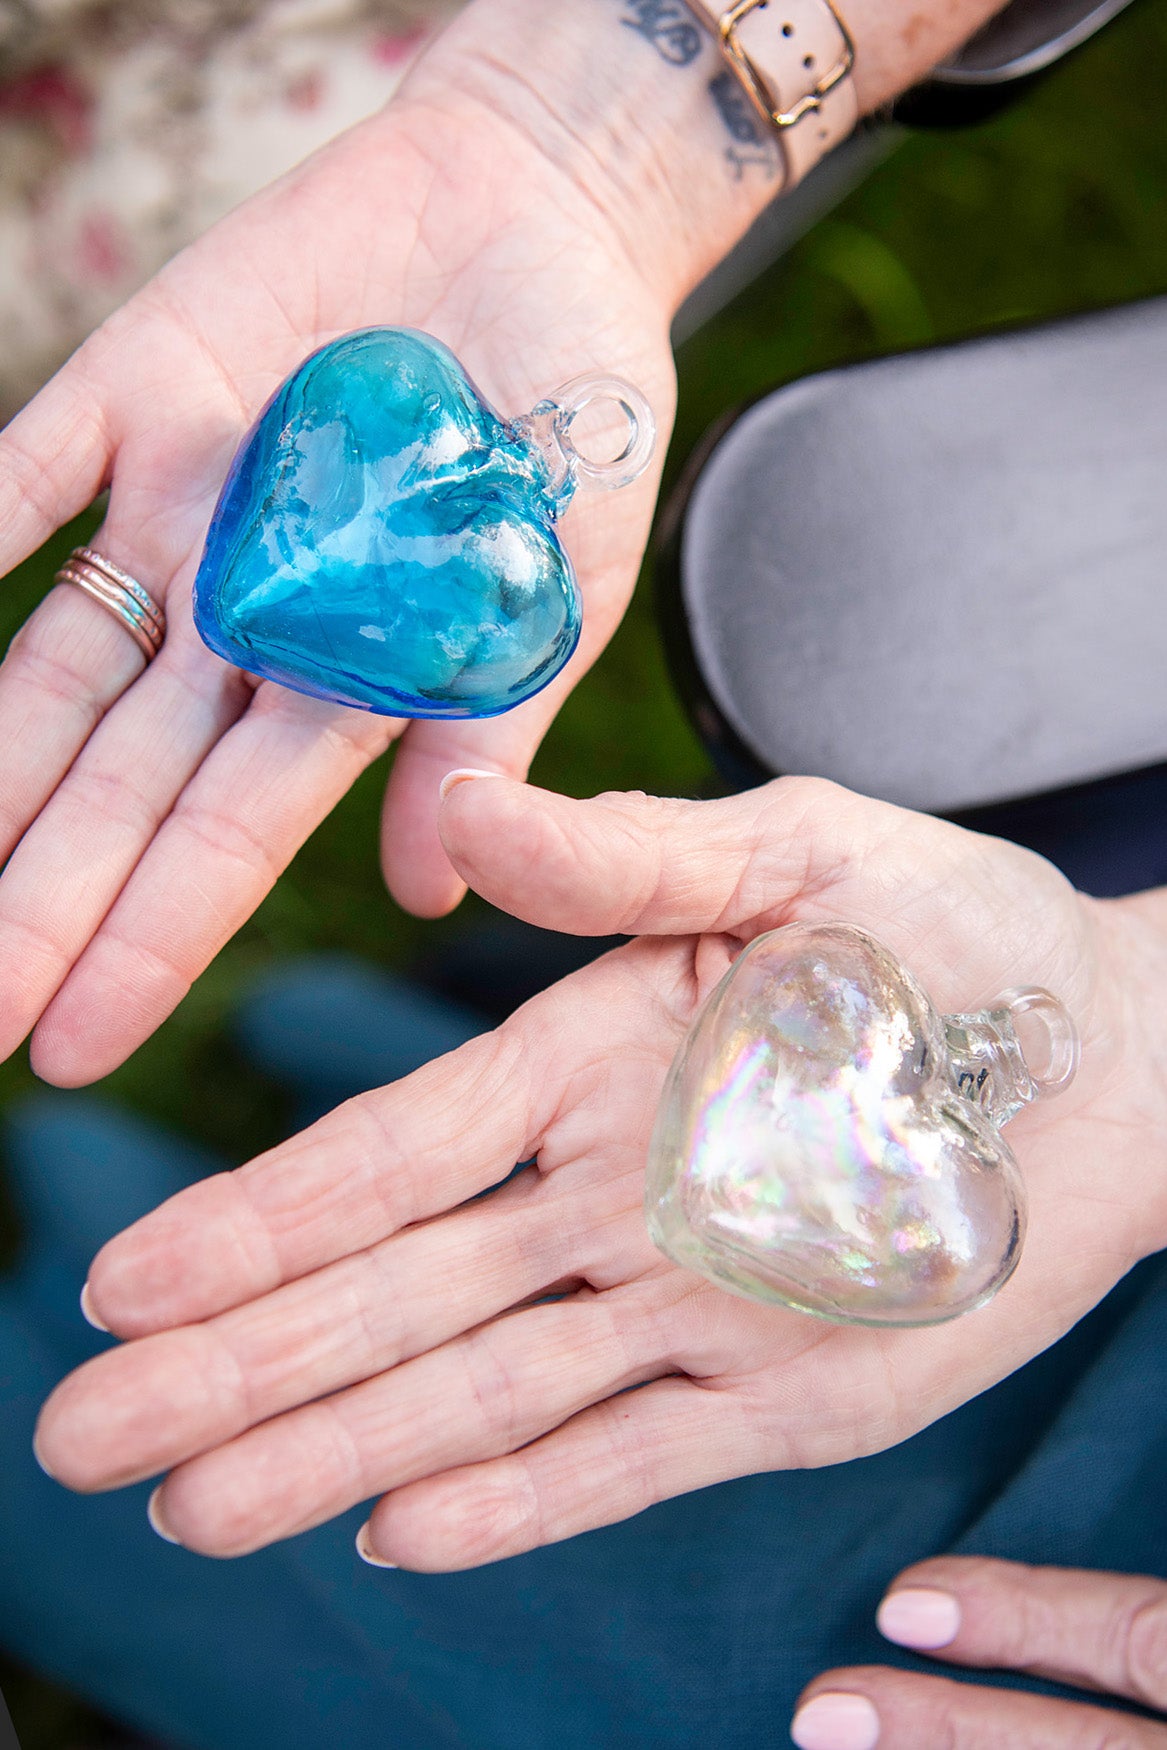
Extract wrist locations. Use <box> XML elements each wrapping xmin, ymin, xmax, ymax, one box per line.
<box><xmin>400</xmin><ymin>2</ymin><xmax>755</xmax><ymax>312</ymax></box>
<box><xmin>395</xmin><ymin>0</ymin><xmax>1016</xmax><ymax>315</ymax></box>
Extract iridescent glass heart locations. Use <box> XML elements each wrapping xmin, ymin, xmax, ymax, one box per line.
<box><xmin>647</xmin><ymin>923</ymin><xmax>1078</xmax><ymax>1327</ymax></box>
<box><xmin>193</xmin><ymin>328</ymin><xmax>653</xmax><ymax>718</ymax></box>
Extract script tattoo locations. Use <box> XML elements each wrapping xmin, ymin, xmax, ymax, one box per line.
<box><xmin>709</xmin><ymin>69</ymin><xmax>780</xmax><ymax>180</ymax></box>
<box><xmin>614</xmin><ymin>4</ymin><xmax>779</xmax><ymax>183</ymax></box>
<box><xmin>620</xmin><ymin>0</ymin><xmax>703</xmax><ymax>66</ymax></box>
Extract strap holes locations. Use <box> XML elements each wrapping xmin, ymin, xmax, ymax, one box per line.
<box><xmin>782</xmin><ymin>22</ymin><xmax>795</xmax><ymax>36</ymax></box>
<box><xmin>803</xmin><ymin>53</ymin><xmax>815</xmax><ymax>66</ymax></box>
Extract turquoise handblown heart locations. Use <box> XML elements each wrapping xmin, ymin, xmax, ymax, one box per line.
<box><xmin>193</xmin><ymin>328</ymin><xmax>588</xmax><ymax>717</ymax></box>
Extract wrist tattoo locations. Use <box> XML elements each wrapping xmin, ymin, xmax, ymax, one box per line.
<box><xmin>709</xmin><ymin>68</ymin><xmax>781</xmax><ymax>180</ymax></box>
<box><xmin>620</xmin><ymin>0</ymin><xmax>703</xmax><ymax>66</ymax></box>
<box><xmin>614</xmin><ymin>3</ymin><xmax>780</xmax><ymax>184</ymax></box>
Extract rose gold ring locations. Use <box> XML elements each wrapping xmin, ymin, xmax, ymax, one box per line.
<box><xmin>55</xmin><ymin>546</ymin><xmax>166</xmax><ymax>662</ymax></box>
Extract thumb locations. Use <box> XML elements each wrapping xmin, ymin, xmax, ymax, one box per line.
<box><xmin>435</xmin><ymin>770</ymin><xmax>874</xmax><ymax>937</ymax></box>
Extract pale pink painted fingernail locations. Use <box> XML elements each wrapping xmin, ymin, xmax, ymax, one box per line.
<box><xmin>147</xmin><ymin>1488</ymin><xmax>181</xmax><ymax>1546</ymax></box>
<box><xmin>439</xmin><ymin>768</ymin><xmax>504</xmax><ymax>800</ymax></box>
<box><xmin>877</xmin><ymin>1586</ymin><xmax>961</xmax><ymax>1650</ymax></box>
<box><xmin>80</xmin><ymin>1282</ymin><xmax>109</xmax><ymax>1332</ymax></box>
<box><xmin>790</xmin><ymin>1692</ymin><xmax>880</xmax><ymax>1750</ymax></box>
<box><xmin>356</xmin><ymin>1522</ymin><xmax>398</xmax><ymax>1569</ymax></box>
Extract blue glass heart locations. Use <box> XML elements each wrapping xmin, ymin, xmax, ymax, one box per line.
<box><xmin>193</xmin><ymin>328</ymin><xmax>583</xmax><ymax>718</ymax></box>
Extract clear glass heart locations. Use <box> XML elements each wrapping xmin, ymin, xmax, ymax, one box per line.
<box><xmin>646</xmin><ymin>922</ymin><xmax>1078</xmax><ymax>1327</ymax></box>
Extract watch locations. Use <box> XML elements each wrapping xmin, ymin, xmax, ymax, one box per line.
<box><xmin>684</xmin><ymin>0</ymin><xmax>860</xmax><ymax>188</ymax></box>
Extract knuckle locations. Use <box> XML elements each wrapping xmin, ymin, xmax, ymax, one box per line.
<box><xmin>727</xmin><ymin>776</ymin><xmax>856</xmax><ymax>921</ymax></box>
<box><xmin>0</xmin><ymin>910</ymin><xmax>66</xmax><ymax>979</ymax></box>
<box><xmin>353</xmin><ymin>1247</ymin><xmax>410</xmax><ymax>1367</ymax></box>
<box><xmin>200</xmin><ymin>1320</ymin><xmax>251</xmax><ymax>1400</ymax></box>
<box><xmin>1012</xmin><ymin>1579</ymin><xmax>1060</xmax><ymax>1663</ymax></box>
<box><xmin>2</xmin><ymin>625</ymin><xmax>110</xmax><ymax>718</ymax></box>
<box><xmin>247</xmin><ymin>685</ymin><xmax>391</xmax><ymax>764</ymax></box>
<box><xmin>506</xmin><ymin>1174</ymin><xmax>573</xmax><ymax>1284</ymax></box>
<box><xmin>584</xmin><ymin>1293</ymin><xmax>642</xmax><ymax>1389</ymax></box>
<box><xmin>170</xmin><ymin>798</ymin><xmax>281</xmax><ymax>882</ymax></box>
<box><xmin>153</xmin><ymin>641</ymin><xmax>250</xmax><ymax>716</ymax></box>
<box><xmin>98</xmin><ymin>923</ymin><xmax>191</xmax><ymax>1000</ymax></box>
<box><xmin>0</xmin><ymin>430</ymin><xmax>73</xmax><ymax>527</ymax></box>
<box><xmin>340</xmin><ymin>1094</ymin><xmax>426</xmax><ymax>1233</ymax></box>
<box><xmin>614</xmin><ymin>1279</ymin><xmax>683</xmax><ymax>1374</ymax></box>
<box><xmin>603</xmin><ymin>1397</ymin><xmax>658</xmax><ymax>1514</ymax></box>
<box><xmin>461</xmin><ymin>1331</ymin><xmax>522</xmax><ymax>1449</ymax></box>
<box><xmin>65</xmin><ymin>763</ymin><xmax>159</xmax><ymax>836</ymax></box>
<box><xmin>765</xmin><ymin>772</ymin><xmax>846</xmax><ymax>815</ymax></box>
<box><xmin>930</xmin><ymin>1702</ymin><xmax>965</xmax><ymax>1750</ymax></box>
<box><xmin>755</xmin><ymin>774</ymin><xmax>859</xmax><ymax>853</ymax></box>
<box><xmin>317</xmin><ymin>710</ymin><xmax>396</xmax><ymax>766</ymax></box>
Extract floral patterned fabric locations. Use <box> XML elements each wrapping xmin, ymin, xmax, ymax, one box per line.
<box><xmin>0</xmin><ymin>0</ymin><xmax>460</xmax><ymax>417</ymax></box>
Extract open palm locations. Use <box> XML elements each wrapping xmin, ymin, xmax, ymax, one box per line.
<box><xmin>34</xmin><ymin>775</ymin><xmax>1163</xmax><ymax>1571</ymax></box>
<box><xmin>0</xmin><ymin>77</ymin><xmax>675</xmax><ymax>1086</ymax></box>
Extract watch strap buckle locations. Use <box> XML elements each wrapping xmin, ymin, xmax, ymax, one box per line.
<box><xmin>718</xmin><ymin>0</ymin><xmax>855</xmax><ymax>130</ymax></box>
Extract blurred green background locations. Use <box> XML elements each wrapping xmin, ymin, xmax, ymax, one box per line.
<box><xmin>3</xmin><ymin>2</ymin><xmax>1167</xmax><ymax>1739</ymax></box>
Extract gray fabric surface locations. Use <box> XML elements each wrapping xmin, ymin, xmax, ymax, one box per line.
<box><xmin>941</xmin><ymin>0</ymin><xmax>1137</xmax><ymax>80</ymax></box>
<box><xmin>681</xmin><ymin>296</ymin><xmax>1167</xmax><ymax>811</ymax></box>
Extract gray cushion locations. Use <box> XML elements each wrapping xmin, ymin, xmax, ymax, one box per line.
<box><xmin>939</xmin><ymin>0</ymin><xmax>1137</xmax><ymax>83</ymax></box>
<box><xmin>680</xmin><ymin>297</ymin><xmax>1167</xmax><ymax>812</ymax></box>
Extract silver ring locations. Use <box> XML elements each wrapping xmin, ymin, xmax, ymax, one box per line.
<box><xmin>55</xmin><ymin>546</ymin><xmax>166</xmax><ymax>662</ymax></box>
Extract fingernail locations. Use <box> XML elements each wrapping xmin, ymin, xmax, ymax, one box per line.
<box><xmin>877</xmin><ymin>1586</ymin><xmax>961</xmax><ymax>1650</ymax></box>
<box><xmin>790</xmin><ymin>1692</ymin><xmax>880</xmax><ymax>1750</ymax></box>
<box><xmin>147</xmin><ymin>1487</ymin><xmax>181</xmax><ymax>1546</ymax></box>
<box><xmin>439</xmin><ymin>767</ymin><xmax>502</xmax><ymax>801</ymax></box>
<box><xmin>356</xmin><ymin>1521</ymin><xmax>397</xmax><ymax>1569</ymax></box>
<box><xmin>80</xmin><ymin>1282</ymin><xmax>109</xmax><ymax>1332</ymax></box>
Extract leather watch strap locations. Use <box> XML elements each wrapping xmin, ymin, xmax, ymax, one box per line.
<box><xmin>685</xmin><ymin>0</ymin><xmax>860</xmax><ymax>187</ymax></box>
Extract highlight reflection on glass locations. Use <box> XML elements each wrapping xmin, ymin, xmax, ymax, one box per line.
<box><xmin>646</xmin><ymin>923</ymin><xmax>1078</xmax><ymax>1327</ymax></box>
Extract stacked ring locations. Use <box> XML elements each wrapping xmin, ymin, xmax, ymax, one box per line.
<box><xmin>55</xmin><ymin>546</ymin><xmax>166</xmax><ymax>661</ymax></box>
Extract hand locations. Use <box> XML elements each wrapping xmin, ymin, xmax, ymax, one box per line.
<box><xmin>792</xmin><ymin>1555</ymin><xmax>1167</xmax><ymax>1748</ymax></box>
<box><xmin>0</xmin><ymin>4</ymin><xmax>689</xmax><ymax>1086</ymax></box>
<box><xmin>33</xmin><ymin>774</ymin><xmax>1167</xmax><ymax>1569</ymax></box>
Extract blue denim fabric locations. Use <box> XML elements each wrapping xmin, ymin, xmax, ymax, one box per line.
<box><xmin>3</xmin><ymin>950</ymin><xmax>1167</xmax><ymax>1750</ymax></box>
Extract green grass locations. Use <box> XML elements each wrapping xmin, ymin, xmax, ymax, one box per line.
<box><xmin>3</xmin><ymin>3</ymin><xmax>1167</xmax><ymax>1738</ymax></box>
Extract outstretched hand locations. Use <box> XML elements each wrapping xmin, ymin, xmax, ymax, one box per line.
<box><xmin>34</xmin><ymin>775</ymin><xmax>1167</xmax><ymax>1570</ymax></box>
<box><xmin>0</xmin><ymin>35</ymin><xmax>676</xmax><ymax>1086</ymax></box>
